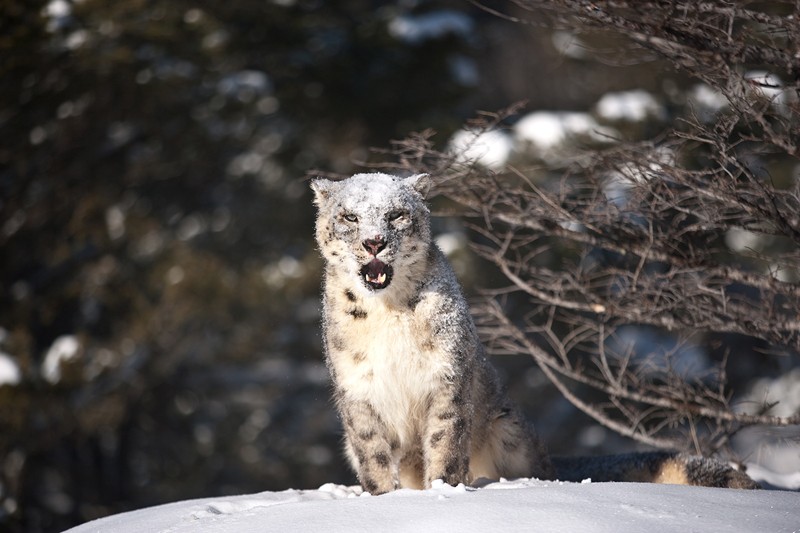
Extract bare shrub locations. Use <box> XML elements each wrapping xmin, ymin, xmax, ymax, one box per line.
<box><xmin>372</xmin><ymin>1</ymin><xmax>800</xmax><ymax>458</ymax></box>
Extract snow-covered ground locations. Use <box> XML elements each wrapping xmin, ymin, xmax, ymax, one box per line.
<box><xmin>66</xmin><ymin>477</ymin><xmax>799</xmax><ymax>533</ymax></box>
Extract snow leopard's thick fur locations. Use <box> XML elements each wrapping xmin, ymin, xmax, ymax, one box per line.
<box><xmin>311</xmin><ymin>173</ymin><xmax>758</xmax><ymax>493</ymax></box>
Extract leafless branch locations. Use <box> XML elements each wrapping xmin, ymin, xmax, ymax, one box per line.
<box><xmin>375</xmin><ymin>1</ymin><xmax>800</xmax><ymax>456</ymax></box>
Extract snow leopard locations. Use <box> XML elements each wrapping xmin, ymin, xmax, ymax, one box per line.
<box><xmin>311</xmin><ymin>172</ymin><xmax>758</xmax><ymax>494</ymax></box>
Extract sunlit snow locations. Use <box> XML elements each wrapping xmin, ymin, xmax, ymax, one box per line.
<box><xmin>217</xmin><ymin>70</ymin><xmax>272</xmax><ymax>99</ymax></box>
<box><xmin>449</xmin><ymin>128</ymin><xmax>513</xmax><ymax>171</ymax></box>
<box><xmin>514</xmin><ymin>111</ymin><xmax>614</xmax><ymax>150</ymax></box>
<box><xmin>0</xmin><ymin>352</ymin><xmax>21</xmax><ymax>386</ymax></box>
<box><xmin>602</xmin><ymin>146</ymin><xmax>674</xmax><ymax>206</ymax></box>
<box><xmin>595</xmin><ymin>90</ymin><xmax>665</xmax><ymax>122</ymax></box>
<box><xmin>388</xmin><ymin>10</ymin><xmax>474</xmax><ymax>45</ymax></box>
<box><xmin>41</xmin><ymin>335</ymin><xmax>80</xmax><ymax>384</ymax></box>
<box><xmin>551</xmin><ymin>30</ymin><xmax>589</xmax><ymax>60</ymax></box>
<box><xmin>744</xmin><ymin>71</ymin><xmax>793</xmax><ymax>116</ymax></box>
<box><xmin>687</xmin><ymin>83</ymin><xmax>729</xmax><ymax>122</ymax></box>
<box><xmin>65</xmin><ymin>477</ymin><xmax>800</xmax><ymax>533</ymax></box>
<box><xmin>744</xmin><ymin>368</ymin><xmax>800</xmax><ymax>418</ymax></box>
<box><xmin>725</xmin><ymin>228</ymin><xmax>767</xmax><ymax>253</ymax></box>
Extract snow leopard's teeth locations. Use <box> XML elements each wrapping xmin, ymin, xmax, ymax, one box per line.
<box><xmin>364</xmin><ymin>272</ymin><xmax>387</xmax><ymax>284</ymax></box>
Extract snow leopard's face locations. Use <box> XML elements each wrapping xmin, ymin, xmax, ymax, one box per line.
<box><xmin>312</xmin><ymin>173</ymin><xmax>431</xmax><ymax>293</ymax></box>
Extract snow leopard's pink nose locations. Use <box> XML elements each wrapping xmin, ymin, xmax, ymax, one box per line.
<box><xmin>363</xmin><ymin>236</ymin><xmax>386</xmax><ymax>256</ymax></box>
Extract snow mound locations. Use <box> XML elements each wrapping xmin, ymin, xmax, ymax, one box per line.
<box><xmin>65</xmin><ymin>478</ymin><xmax>799</xmax><ymax>533</ymax></box>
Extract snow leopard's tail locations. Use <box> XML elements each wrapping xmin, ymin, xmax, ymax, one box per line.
<box><xmin>551</xmin><ymin>451</ymin><xmax>759</xmax><ymax>489</ymax></box>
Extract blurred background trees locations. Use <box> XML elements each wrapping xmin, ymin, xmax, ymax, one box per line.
<box><xmin>2</xmin><ymin>1</ymin><xmax>475</xmax><ymax>530</ymax></box>
<box><xmin>1</xmin><ymin>1</ymin><xmax>798</xmax><ymax>531</ymax></box>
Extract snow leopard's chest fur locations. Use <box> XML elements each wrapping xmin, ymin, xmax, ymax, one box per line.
<box><xmin>331</xmin><ymin>300</ymin><xmax>451</xmax><ymax>447</ymax></box>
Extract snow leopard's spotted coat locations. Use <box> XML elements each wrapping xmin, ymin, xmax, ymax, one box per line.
<box><xmin>312</xmin><ymin>173</ymin><xmax>552</xmax><ymax>493</ymax></box>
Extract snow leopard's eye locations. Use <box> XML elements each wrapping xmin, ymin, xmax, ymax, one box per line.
<box><xmin>342</xmin><ymin>213</ymin><xmax>358</xmax><ymax>223</ymax></box>
<box><xmin>387</xmin><ymin>210</ymin><xmax>407</xmax><ymax>222</ymax></box>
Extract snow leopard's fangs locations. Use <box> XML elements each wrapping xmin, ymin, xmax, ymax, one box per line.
<box><xmin>360</xmin><ymin>258</ymin><xmax>393</xmax><ymax>290</ymax></box>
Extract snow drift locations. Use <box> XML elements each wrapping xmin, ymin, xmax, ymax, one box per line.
<box><xmin>65</xmin><ymin>478</ymin><xmax>799</xmax><ymax>533</ymax></box>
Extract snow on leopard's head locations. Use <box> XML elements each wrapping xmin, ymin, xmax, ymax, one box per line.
<box><xmin>311</xmin><ymin>173</ymin><xmax>431</xmax><ymax>293</ymax></box>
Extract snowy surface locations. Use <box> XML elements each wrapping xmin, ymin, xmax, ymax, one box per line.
<box><xmin>66</xmin><ymin>478</ymin><xmax>799</xmax><ymax>533</ymax></box>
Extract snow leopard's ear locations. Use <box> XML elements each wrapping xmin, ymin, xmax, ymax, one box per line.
<box><xmin>404</xmin><ymin>173</ymin><xmax>430</xmax><ymax>198</ymax></box>
<box><xmin>310</xmin><ymin>178</ymin><xmax>336</xmax><ymax>205</ymax></box>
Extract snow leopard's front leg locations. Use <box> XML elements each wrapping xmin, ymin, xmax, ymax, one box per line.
<box><xmin>339</xmin><ymin>398</ymin><xmax>397</xmax><ymax>495</ymax></box>
<box><xmin>423</xmin><ymin>361</ymin><xmax>473</xmax><ymax>487</ymax></box>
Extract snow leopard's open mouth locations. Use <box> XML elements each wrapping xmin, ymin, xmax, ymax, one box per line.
<box><xmin>360</xmin><ymin>258</ymin><xmax>393</xmax><ymax>290</ymax></box>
